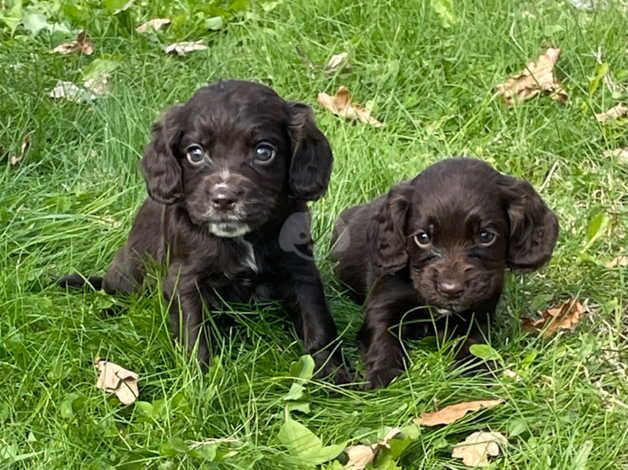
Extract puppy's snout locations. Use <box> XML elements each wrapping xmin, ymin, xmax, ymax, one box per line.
<box><xmin>436</xmin><ymin>278</ymin><xmax>464</xmax><ymax>298</ymax></box>
<box><xmin>210</xmin><ymin>186</ymin><xmax>242</xmax><ymax>212</ymax></box>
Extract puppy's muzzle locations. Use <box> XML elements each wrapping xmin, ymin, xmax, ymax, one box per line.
<box><xmin>210</xmin><ymin>185</ymin><xmax>243</xmax><ymax>213</ymax></box>
<box><xmin>436</xmin><ymin>278</ymin><xmax>464</xmax><ymax>299</ymax></box>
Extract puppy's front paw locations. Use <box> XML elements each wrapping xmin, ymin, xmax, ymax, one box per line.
<box><xmin>315</xmin><ymin>358</ymin><xmax>352</xmax><ymax>385</ymax></box>
<box><xmin>366</xmin><ymin>366</ymin><xmax>405</xmax><ymax>389</ymax></box>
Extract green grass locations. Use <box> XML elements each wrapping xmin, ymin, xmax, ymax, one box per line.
<box><xmin>1</xmin><ymin>0</ymin><xmax>628</xmax><ymax>468</ymax></box>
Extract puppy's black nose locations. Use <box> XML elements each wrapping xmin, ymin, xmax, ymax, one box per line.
<box><xmin>211</xmin><ymin>189</ymin><xmax>238</xmax><ymax>211</ymax></box>
<box><xmin>437</xmin><ymin>279</ymin><xmax>464</xmax><ymax>298</ymax></box>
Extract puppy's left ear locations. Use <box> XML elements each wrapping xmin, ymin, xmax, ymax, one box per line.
<box><xmin>287</xmin><ymin>102</ymin><xmax>333</xmax><ymax>200</ymax></box>
<box><xmin>499</xmin><ymin>175</ymin><xmax>559</xmax><ymax>270</ymax></box>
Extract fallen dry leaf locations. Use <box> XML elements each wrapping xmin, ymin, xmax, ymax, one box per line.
<box><xmin>345</xmin><ymin>445</ymin><xmax>376</xmax><ymax>469</ymax></box>
<box><xmin>95</xmin><ymin>359</ymin><xmax>139</xmax><ymax>405</ymax></box>
<box><xmin>415</xmin><ymin>399</ymin><xmax>504</xmax><ymax>427</ymax></box>
<box><xmin>603</xmin><ymin>148</ymin><xmax>628</xmax><ymax>164</ymax></box>
<box><xmin>136</xmin><ymin>18</ymin><xmax>171</xmax><ymax>33</ymax></box>
<box><xmin>596</xmin><ymin>103</ymin><xmax>628</xmax><ymax>122</ymax></box>
<box><xmin>84</xmin><ymin>74</ymin><xmax>111</xmax><ymax>96</ymax></box>
<box><xmin>605</xmin><ymin>256</ymin><xmax>628</xmax><ymax>268</ymax></box>
<box><xmin>344</xmin><ymin>427</ymin><xmax>400</xmax><ymax>469</ymax></box>
<box><xmin>325</xmin><ymin>52</ymin><xmax>349</xmax><ymax>73</ymax></box>
<box><xmin>48</xmin><ymin>73</ymin><xmax>110</xmax><ymax>103</ymax></box>
<box><xmin>317</xmin><ymin>86</ymin><xmax>383</xmax><ymax>127</ymax></box>
<box><xmin>49</xmin><ymin>81</ymin><xmax>98</xmax><ymax>102</ymax></box>
<box><xmin>52</xmin><ymin>31</ymin><xmax>93</xmax><ymax>55</ymax></box>
<box><xmin>164</xmin><ymin>41</ymin><xmax>208</xmax><ymax>56</ymax></box>
<box><xmin>9</xmin><ymin>131</ymin><xmax>33</xmax><ymax>167</ymax></box>
<box><xmin>496</xmin><ymin>48</ymin><xmax>568</xmax><ymax>105</ymax></box>
<box><xmin>522</xmin><ymin>298</ymin><xmax>586</xmax><ymax>337</ymax></box>
<box><xmin>452</xmin><ymin>431</ymin><xmax>507</xmax><ymax>467</ymax></box>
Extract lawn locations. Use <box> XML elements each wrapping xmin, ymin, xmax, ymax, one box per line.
<box><xmin>1</xmin><ymin>0</ymin><xmax>627</xmax><ymax>468</ymax></box>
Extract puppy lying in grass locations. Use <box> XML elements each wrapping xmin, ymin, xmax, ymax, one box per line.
<box><xmin>331</xmin><ymin>158</ymin><xmax>558</xmax><ymax>388</ymax></box>
<box><xmin>61</xmin><ymin>80</ymin><xmax>348</xmax><ymax>383</ymax></box>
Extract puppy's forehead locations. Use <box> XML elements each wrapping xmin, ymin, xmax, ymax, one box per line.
<box><xmin>409</xmin><ymin>159</ymin><xmax>505</xmax><ymax>225</ymax></box>
<box><xmin>187</xmin><ymin>81</ymin><xmax>288</xmax><ymax>119</ymax></box>
<box><xmin>415</xmin><ymin>159</ymin><xmax>501</xmax><ymax>199</ymax></box>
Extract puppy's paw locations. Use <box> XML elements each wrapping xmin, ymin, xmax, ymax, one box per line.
<box><xmin>366</xmin><ymin>366</ymin><xmax>405</xmax><ymax>389</ymax></box>
<box><xmin>315</xmin><ymin>359</ymin><xmax>352</xmax><ymax>385</ymax></box>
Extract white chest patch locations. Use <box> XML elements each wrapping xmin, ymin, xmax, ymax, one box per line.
<box><xmin>235</xmin><ymin>237</ymin><xmax>258</xmax><ymax>273</ymax></box>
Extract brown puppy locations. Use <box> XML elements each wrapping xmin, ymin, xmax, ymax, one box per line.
<box><xmin>331</xmin><ymin>158</ymin><xmax>558</xmax><ymax>388</ymax></box>
<box><xmin>61</xmin><ymin>80</ymin><xmax>348</xmax><ymax>383</ymax></box>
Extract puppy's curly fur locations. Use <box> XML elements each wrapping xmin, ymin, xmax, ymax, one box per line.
<box><xmin>61</xmin><ymin>80</ymin><xmax>348</xmax><ymax>383</ymax></box>
<box><xmin>331</xmin><ymin>158</ymin><xmax>558</xmax><ymax>388</ymax></box>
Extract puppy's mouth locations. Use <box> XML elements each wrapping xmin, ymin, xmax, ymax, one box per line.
<box><xmin>426</xmin><ymin>300</ymin><xmax>469</xmax><ymax>317</ymax></box>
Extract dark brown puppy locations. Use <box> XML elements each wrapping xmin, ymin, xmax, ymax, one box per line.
<box><xmin>330</xmin><ymin>158</ymin><xmax>558</xmax><ymax>388</ymax></box>
<box><xmin>61</xmin><ymin>80</ymin><xmax>347</xmax><ymax>383</ymax></box>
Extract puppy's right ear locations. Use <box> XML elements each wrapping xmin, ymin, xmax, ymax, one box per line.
<box><xmin>367</xmin><ymin>182</ymin><xmax>414</xmax><ymax>276</ymax></box>
<box><xmin>141</xmin><ymin>105</ymin><xmax>184</xmax><ymax>204</ymax></box>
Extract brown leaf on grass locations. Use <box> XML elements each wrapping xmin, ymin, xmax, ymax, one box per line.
<box><xmin>317</xmin><ymin>86</ymin><xmax>383</xmax><ymax>127</ymax></box>
<box><xmin>451</xmin><ymin>431</ymin><xmax>507</xmax><ymax>467</ymax></box>
<box><xmin>10</xmin><ymin>131</ymin><xmax>33</xmax><ymax>167</ymax></box>
<box><xmin>596</xmin><ymin>103</ymin><xmax>628</xmax><ymax>122</ymax></box>
<box><xmin>415</xmin><ymin>400</ymin><xmax>504</xmax><ymax>427</ymax></box>
<box><xmin>605</xmin><ymin>256</ymin><xmax>628</xmax><ymax>268</ymax></box>
<box><xmin>52</xmin><ymin>31</ymin><xmax>93</xmax><ymax>55</ymax></box>
<box><xmin>325</xmin><ymin>52</ymin><xmax>349</xmax><ymax>73</ymax></box>
<box><xmin>496</xmin><ymin>48</ymin><xmax>567</xmax><ymax>105</ymax></box>
<box><xmin>344</xmin><ymin>427</ymin><xmax>400</xmax><ymax>469</ymax></box>
<box><xmin>136</xmin><ymin>18</ymin><xmax>171</xmax><ymax>33</ymax></box>
<box><xmin>603</xmin><ymin>148</ymin><xmax>628</xmax><ymax>164</ymax></box>
<box><xmin>95</xmin><ymin>359</ymin><xmax>139</xmax><ymax>405</ymax></box>
<box><xmin>522</xmin><ymin>299</ymin><xmax>586</xmax><ymax>337</ymax></box>
<box><xmin>164</xmin><ymin>41</ymin><xmax>208</xmax><ymax>56</ymax></box>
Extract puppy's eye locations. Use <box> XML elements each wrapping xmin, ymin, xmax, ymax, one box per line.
<box><xmin>413</xmin><ymin>231</ymin><xmax>431</xmax><ymax>248</ymax></box>
<box><xmin>478</xmin><ymin>229</ymin><xmax>496</xmax><ymax>246</ymax></box>
<box><xmin>185</xmin><ymin>144</ymin><xmax>206</xmax><ymax>165</ymax></box>
<box><xmin>254</xmin><ymin>142</ymin><xmax>276</xmax><ymax>164</ymax></box>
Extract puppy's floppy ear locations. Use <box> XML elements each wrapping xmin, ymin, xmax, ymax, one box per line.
<box><xmin>367</xmin><ymin>182</ymin><xmax>414</xmax><ymax>276</ymax></box>
<box><xmin>141</xmin><ymin>105</ymin><xmax>184</xmax><ymax>204</ymax></box>
<box><xmin>499</xmin><ymin>175</ymin><xmax>559</xmax><ymax>270</ymax></box>
<box><xmin>287</xmin><ymin>102</ymin><xmax>333</xmax><ymax>201</ymax></box>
